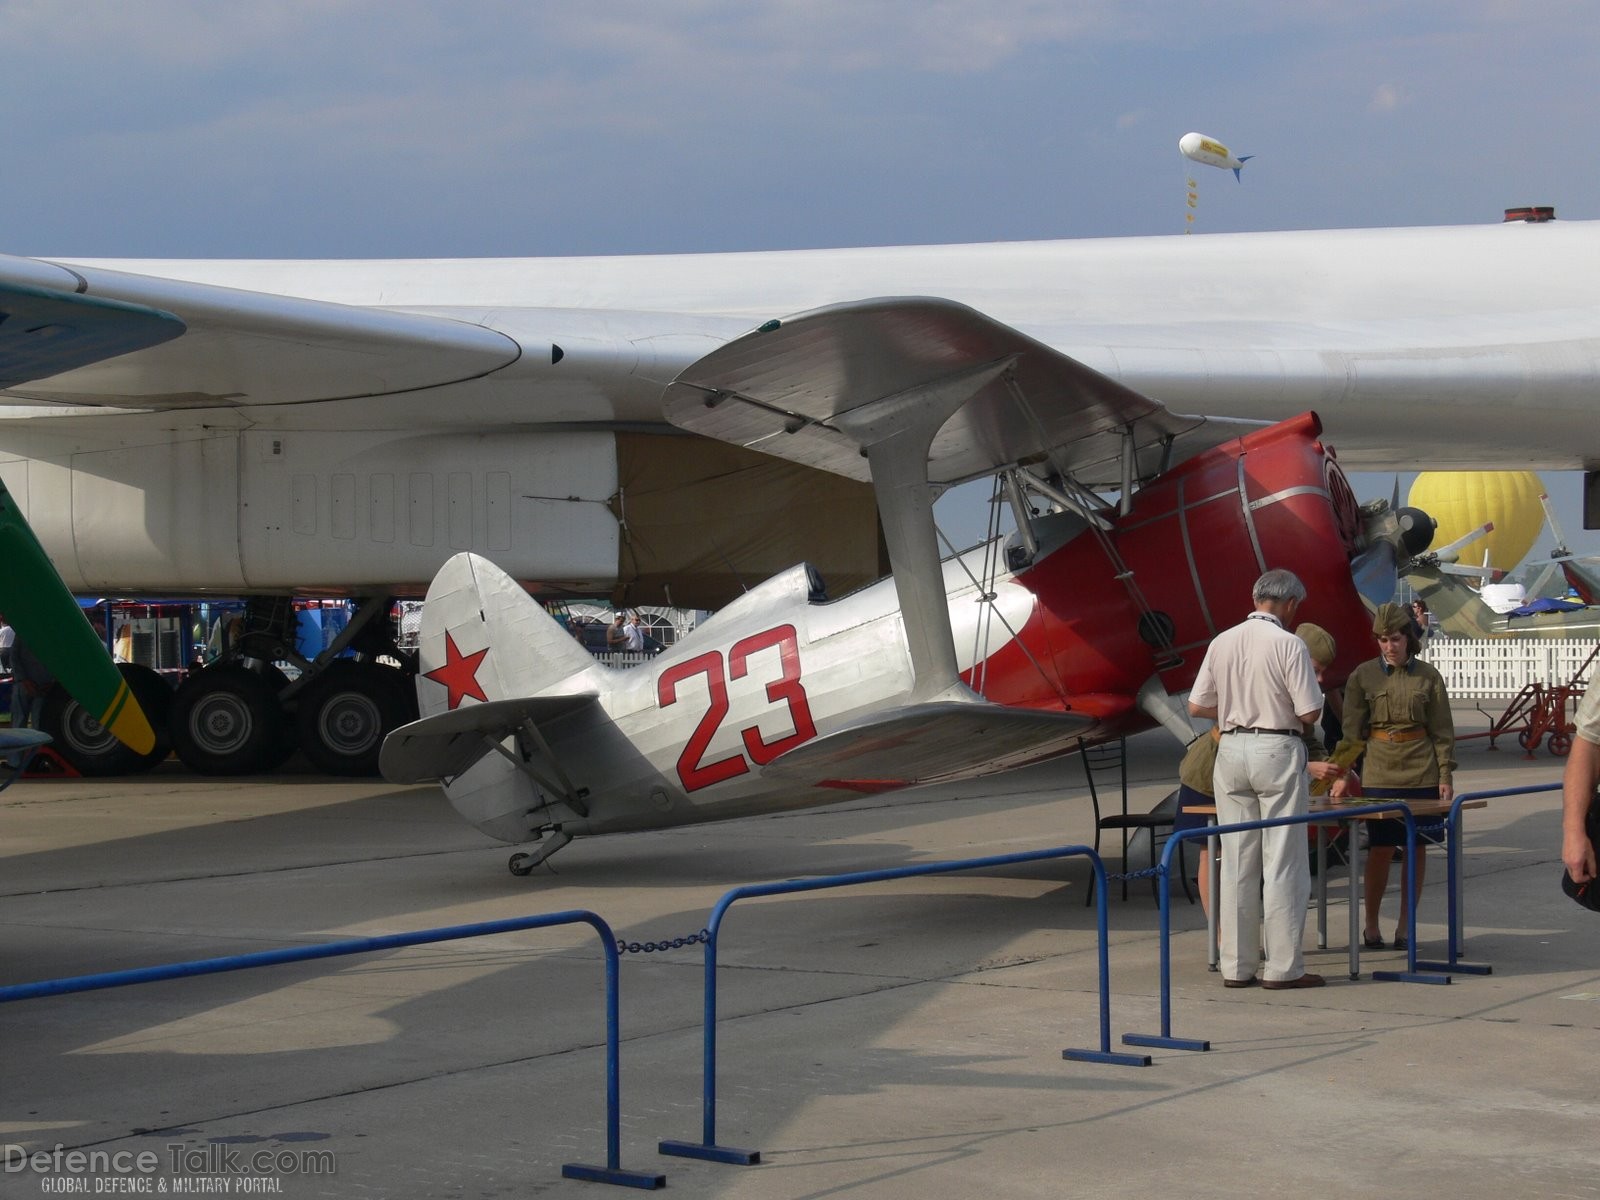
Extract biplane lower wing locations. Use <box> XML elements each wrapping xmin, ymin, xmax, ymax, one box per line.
<box><xmin>761</xmin><ymin>702</ymin><xmax>1095</xmax><ymax>792</ymax></box>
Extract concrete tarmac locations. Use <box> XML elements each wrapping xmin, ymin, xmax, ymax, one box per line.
<box><xmin>1</xmin><ymin>714</ymin><xmax>1597</xmax><ymax>1198</ymax></box>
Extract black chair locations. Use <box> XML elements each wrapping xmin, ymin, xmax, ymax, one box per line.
<box><xmin>1081</xmin><ymin>738</ymin><xmax>1193</xmax><ymax>904</ymax></box>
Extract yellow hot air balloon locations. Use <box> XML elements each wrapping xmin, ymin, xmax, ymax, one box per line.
<box><xmin>1407</xmin><ymin>471</ymin><xmax>1545</xmax><ymax>572</ymax></box>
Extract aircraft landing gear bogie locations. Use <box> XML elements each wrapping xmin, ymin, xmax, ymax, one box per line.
<box><xmin>295</xmin><ymin>660</ymin><xmax>413</xmax><ymax>776</ymax></box>
<box><xmin>40</xmin><ymin>663</ymin><xmax>174</xmax><ymax>776</ymax></box>
<box><xmin>170</xmin><ymin>665</ymin><xmax>290</xmax><ymax>776</ymax></box>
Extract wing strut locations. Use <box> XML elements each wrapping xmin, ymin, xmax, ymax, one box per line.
<box><xmin>829</xmin><ymin>357</ymin><xmax>1014</xmax><ymax>703</ymax></box>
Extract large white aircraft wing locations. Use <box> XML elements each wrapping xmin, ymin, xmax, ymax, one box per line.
<box><xmin>0</xmin><ymin>253</ymin><xmax>520</xmax><ymax>409</ymax></box>
<box><xmin>663</xmin><ymin>296</ymin><xmax>1261</xmax><ymax>488</ymax></box>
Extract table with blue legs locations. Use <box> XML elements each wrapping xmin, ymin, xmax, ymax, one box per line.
<box><xmin>1185</xmin><ymin>797</ymin><xmax>1484</xmax><ymax>980</ymax></box>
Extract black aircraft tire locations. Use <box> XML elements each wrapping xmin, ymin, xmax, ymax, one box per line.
<box><xmin>39</xmin><ymin>663</ymin><xmax>174</xmax><ymax>777</ymax></box>
<box><xmin>295</xmin><ymin>661</ymin><xmax>411</xmax><ymax>777</ymax></box>
<box><xmin>170</xmin><ymin>665</ymin><xmax>289</xmax><ymax>776</ymax></box>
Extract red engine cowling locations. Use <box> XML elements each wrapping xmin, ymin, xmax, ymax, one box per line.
<box><xmin>975</xmin><ymin>412</ymin><xmax>1372</xmax><ymax>730</ymax></box>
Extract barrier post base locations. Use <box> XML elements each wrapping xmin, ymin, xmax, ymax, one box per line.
<box><xmin>1371</xmin><ymin>969</ymin><xmax>1451</xmax><ymax>985</ymax></box>
<box><xmin>562</xmin><ymin>1163</ymin><xmax>667</xmax><ymax>1189</ymax></box>
<box><xmin>1416</xmin><ymin>958</ymin><xmax>1491</xmax><ymax>975</ymax></box>
<box><xmin>1122</xmin><ymin>1032</ymin><xmax>1210</xmax><ymax>1052</ymax></box>
<box><xmin>1063</xmin><ymin>1047</ymin><xmax>1151</xmax><ymax>1067</ymax></box>
<box><xmin>658</xmin><ymin>1140</ymin><xmax>761</xmax><ymax>1165</ymax></box>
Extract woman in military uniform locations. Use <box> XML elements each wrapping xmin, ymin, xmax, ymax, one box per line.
<box><xmin>1330</xmin><ymin>603</ymin><xmax>1455</xmax><ymax>950</ymax></box>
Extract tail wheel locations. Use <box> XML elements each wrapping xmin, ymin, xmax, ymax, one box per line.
<box><xmin>39</xmin><ymin>663</ymin><xmax>174</xmax><ymax>776</ymax></box>
<box><xmin>170</xmin><ymin>665</ymin><xmax>289</xmax><ymax>776</ymax></box>
<box><xmin>295</xmin><ymin>661</ymin><xmax>411</xmax><ymax>776</ymax></box>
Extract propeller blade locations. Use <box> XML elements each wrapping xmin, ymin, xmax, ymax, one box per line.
<box><xmin>1538</xmin><ymin>492</ymin><xmax>1571</xmax><ymax>556</ymax></box>
<box><xmin>1438</xmin><ymin>562</ymin><xmax>1502</xmax><ymax>582</ymax></box>
<box><xmin>1522</xmin><ymin>561</ymin><xmax>1567</xmax><ymax>599</ymax></box>
<box><xmin>1433</xmin><ymin>521</ymin><xmax>1493</xmax><ymax>563</ymax></box>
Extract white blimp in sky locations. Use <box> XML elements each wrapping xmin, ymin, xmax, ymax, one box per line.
<box><xmin>1179</xmin><ymin>131</ymin><xmax>1252</xmax><ymax>180</ymax></box>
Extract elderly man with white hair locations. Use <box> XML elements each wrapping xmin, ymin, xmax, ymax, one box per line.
<box><xmin>1188</xmin><ymin>569</ymin><xmax>1330</xmax><ymax>991</ymax></box>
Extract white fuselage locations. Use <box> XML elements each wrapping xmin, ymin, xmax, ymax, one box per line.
<box><xmin>437</xmin><ymin>550</ymin><xmax>1038</xmax><ymax>841</ymax></box>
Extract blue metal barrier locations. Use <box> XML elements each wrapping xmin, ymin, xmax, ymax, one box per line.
<box><xmin>1418</xmin><ymin>781</ymin><xmax>1563</xmax><ymax>976</ymax></box>
<box><xmin>1124</xmin><ymin>801</ymin><xmax>1436</xmax><ymax>1054</ymax></box>
<box><xmin>658</xmin><ymin>844</ymin><xmax>1143</xmax><ymax>1168</ymax></box>
<box><xmin>0</xmin><ymin>911</ymin><xmax>665</xmax><ymax>1191</ymax></box>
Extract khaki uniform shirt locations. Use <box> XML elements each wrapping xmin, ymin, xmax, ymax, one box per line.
<box><xmin>1179</xmin><ymin>726</ymin><xmax>1327</xmax><ymax>798</ymax></box>
<box><xmin>1575</xmin><ymin>675</ymin><xmax>1600</xmax><ymax>747</ymax></box>
<box><xmin>1334</xmin><ymin>656</ymin><xmax>1455</xmax><ymax>788</ymax></box>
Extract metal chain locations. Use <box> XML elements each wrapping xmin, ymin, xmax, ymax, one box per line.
<box><xmin>616</xmin><ymin>929</ymin><xmax>712</xmax><ymax>954</ymax></box>
<box><xmin>1106</xmin><ymin>866</ymin><xmax>1166</xmax><ymax>882</ymax></box>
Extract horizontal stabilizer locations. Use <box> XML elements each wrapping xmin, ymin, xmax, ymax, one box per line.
<box><xmin>761</xmin><ymin>702</ymin><xmax>1094</xmax><ymax>792</ymax></box>
<box><xmin>380</xmin><ymin>693</ymin><xmax>599</xmax><ymax>784</ymax></box>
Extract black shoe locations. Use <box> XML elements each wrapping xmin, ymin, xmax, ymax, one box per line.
<box><xmin>1223</xmin><ymin>977</ymin><xmax>1257</xmax><ymax>988</ymax></box>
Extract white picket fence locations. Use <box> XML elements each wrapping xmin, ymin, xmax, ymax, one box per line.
<box><xmin>1419</xmin><ymin>637</ymin><xmax>1600</xmax><ymax>698</ymax></box>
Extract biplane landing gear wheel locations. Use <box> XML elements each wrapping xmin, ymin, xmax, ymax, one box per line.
<box><xmin>507</xmin><ymin>829</ymin><xmax>572</xmax><ymax>876</ymax></box>
<box><xmin>1550</xmin><ymin>731</ymin><xmax>1573</xmax><ymax>757</ymax></box>
<box><xmin>1518</xmin><ymin>729</ymin><xmax>1541</xmax><ymax>751</ymax></box>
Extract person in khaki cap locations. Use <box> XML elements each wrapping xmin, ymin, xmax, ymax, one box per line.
<box><xmin>1330</xmin><ymin>602</ymin><xmax>1456</xmax><ymax>950</ymax></box>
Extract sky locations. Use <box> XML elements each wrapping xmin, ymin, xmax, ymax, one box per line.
<box><xmin>2</xmin><ymin>0</ymin><xmax>1598</xmax><ymax>567</ymax></box>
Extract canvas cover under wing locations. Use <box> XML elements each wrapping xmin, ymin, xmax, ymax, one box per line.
<box><xmin>380</xmin><ymin>693</ymin><xmax>600</xmax><ymax>784</ymax></box>
<box><xmin>664</xmin><ymin>297</ymin><xmax>1260</xmax><ymax>489</ymax></box>
<box><xmin>760</xmin><ymin>702</ymin><xmax>1095</xmax><ymax>792</ymax></box>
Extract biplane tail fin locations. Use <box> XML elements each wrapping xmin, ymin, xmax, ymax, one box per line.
<box><xmin>413</xmin><ymin>552</ymin><xmax>594</xmax><ymax>718</ymax></box>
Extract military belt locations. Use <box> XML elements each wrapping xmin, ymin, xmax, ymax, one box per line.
<box><xmin>1370</xmin><ymin>727</ymin><xmax>1425</xmax><ymax>744</ymax></box>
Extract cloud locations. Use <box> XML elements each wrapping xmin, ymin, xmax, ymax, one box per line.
<box><xmin>1368</xmin><ymin>82</ymin><xmax>1405</xmax><ymax>112</ymax></box>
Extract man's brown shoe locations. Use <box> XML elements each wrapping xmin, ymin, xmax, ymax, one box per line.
<box><xmin>1260</xmin><ymin>973</ymin><xmax>1325</xmax><ymax>990</ymax></box>
<box><xmin>1222</xmin><ymin>977</ymin><xmax>1257</xmax><ymax>988</ymax></box>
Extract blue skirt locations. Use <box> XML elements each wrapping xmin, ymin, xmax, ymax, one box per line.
<box><xmin>1360</xmin><ymin>785</ymin><xmax>1446</xmax><ymax>848</ymax></box>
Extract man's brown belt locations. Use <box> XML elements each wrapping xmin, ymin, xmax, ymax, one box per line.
<box><xmin>1371</xmin><ymin>727</ymin><xmax>1425</xmax><ymax>744</ymax></box>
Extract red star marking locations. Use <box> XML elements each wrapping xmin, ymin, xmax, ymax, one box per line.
<box><xmin>423</xmin><ymin>631</ymin><xmax>490</xmax><ymax>709</ymax></box>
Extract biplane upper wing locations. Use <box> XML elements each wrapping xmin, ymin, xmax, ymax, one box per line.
<box><xmin>662</xmin><ymin>296</ymin><xmax>1261</xmax><ymax>489</ymax></box>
